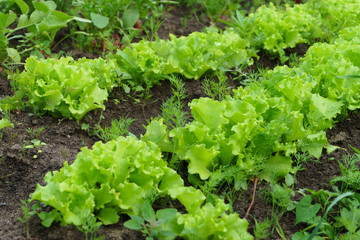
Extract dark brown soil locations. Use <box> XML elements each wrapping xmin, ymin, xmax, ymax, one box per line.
<box><xmin>0</xmin><ymin>3</ymin><xmax>356</xmax><ymax>240</ymax></box>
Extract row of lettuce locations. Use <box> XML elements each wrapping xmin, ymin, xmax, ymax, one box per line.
<box><xmin>2</xmin><ymin>0</ymin><xmax>360</xmax><ymax>121</ymax></box>
<box><xmin>27</xmin><ymin>24</ymin><xmax>360</xmax><ymax>240</ymax></box>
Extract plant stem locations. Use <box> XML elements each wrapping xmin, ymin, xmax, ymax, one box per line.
<box><xmin>244</xmin><ymin>176</ymin><xmax>258</xmax><ymax>219</ymax></box>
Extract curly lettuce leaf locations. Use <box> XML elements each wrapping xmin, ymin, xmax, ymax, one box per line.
<box><xmin>12</xmin><ymin>56</ymin><xmax>117</xmax><ymax>121</ymax></box>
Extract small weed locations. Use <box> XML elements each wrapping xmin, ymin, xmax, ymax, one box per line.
<box><xmin>288</xmin><ymin>53</ymin><xmax>301</xmax><ymax>68</ymax></box>
<box><xmin>230</xmin><ymin>62</ymin><xmax>267</xmax><ymax>86</ymax></box>
<box><xmin>61</xmin><ymin>148</ymin><xmax>70</xmax><ymax>161</ymax></box>
<box><xmin>142</xmin><ymin>16</ymin><xmax>164</xmax><ymax>42</ymax></box>
<box><xmin>331</xmin><ymin>146</ymin><xmax>360</xmax><ymax>191</ymax></box>
<box><xmin>26</xmin><ymin>126</ymin><xmax>46</xmax><ymax>139</ymax></box>
<box><xmin>23</xmin><ymin>139</ymin><xmax>47</xmax><ymax>159</ymax></box>
<box><xmin>17</xmin><ymin>198</ymin><xmax>39</xmax><ymax>240</ymax></box>
<box><xmin>124</xmin><ymin>200</ymin><xmax>178</xmax><ymax>240</ymax></box>
<box><xmin>200</xmin><ymin>0</ymin><xmax>229</xmax><ymax>24</ymax></box>
<box><xmin>96</xmin><ymin>117</ymin><xmax>136</xmax><ymax>142</ymax></box>
<box><xmin>160</xmin><ymin>75</ymin><xmax>188</xmax><ymax>130</ymax></box>
<box><xmin>81</xmin><ymin>113</ymin><xmax>105</xmax><ymax>137</ymax></box>
<box><xmin>253</xmin><ymin>218</ymin><xmax>272</xmax><ymax>239</ymax></box>
<box><xmin>76</xmin><ymin>215</ymin><xmax>104</xmax><ymax>240</ymax></box>
<box><xmin>202</xmin><ymin>70</ymin><xmax>232</xmax><ymax>101</ymax></box>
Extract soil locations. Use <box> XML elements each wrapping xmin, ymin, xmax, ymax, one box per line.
<box><xmin>0</xmin><ymin>3</ymin><xmax>358</xmax><ymax>240</ymax></box>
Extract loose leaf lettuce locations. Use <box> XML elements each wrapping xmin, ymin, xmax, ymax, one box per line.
<box><xmin>108</xmin><ymin>30</ymin><xmax>250</xmax><ymax>89</ymax></box>
<box><xmin>31</xmin><ymin>136</ymin><xmax>204</xmax><ymax>226</ymax></box>
<box><xmin>11</xmin><ymin>56</ymin><xmax>117</xmax><ymax>121</ymax></box>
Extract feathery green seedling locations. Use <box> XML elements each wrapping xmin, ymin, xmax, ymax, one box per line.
<box><xmin>96</xmin><ymin>116</ymin><xmax>136</xmax><ymax>142</ymax></box>
<box><xmin>331</xmin><ymin>146</ymin><xmax>360</xmax><ymax>191</ymax></box>
<box><xmin>253</xmin><ymin>217</ymin><xmax>272</xmax><ymax>239</ymax></box>
<box><xmin>202</xmin><ymin>70</ymin><xmax>232</xmax><ymax>101</ymax></box>
<box><xmin>160</xmin><ymin>75</ymin><xmax>188</xmax><ymax>130</ymax></box>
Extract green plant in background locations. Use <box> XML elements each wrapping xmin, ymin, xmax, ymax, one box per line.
<box><xmin>141</xmin><ymin>16</ymin><xmax>164</xmax><ymax>42</ymax></box>
<box><xmin>108</xmin><ymin>30</ymin><xmax>250</xmax><ymax>94</ymax></box>
<box><xmin>68</xmin><ymin>0</ymin><xmax>177</xmax><ymax>51</ymax></box>
<box><xmin>200</xmin><ymin>0</ymin><xmax>229</xmax><ymax>24</ymax></box>
<box><xmin>0</xmin><ymin>0</ymin><xmax>90</xmax><ymax>70</ymax></box>
<box><xmin>96</xmin><ymin>116</ymin><xmax>136</xmax><ymax>142</ymax></box>
<box><xmin>124</xmin><ymin>200</ymin><xmax>178</xmax><ymax>240</ymax></box>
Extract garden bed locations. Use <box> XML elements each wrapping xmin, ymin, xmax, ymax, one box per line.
<box><xmin>1</xmin><ymin>1</ymin><xmax>360</xmax><ymax>239</ymax></box>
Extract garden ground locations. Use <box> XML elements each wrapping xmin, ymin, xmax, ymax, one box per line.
<box><xmin>1</xmin><ymin>3</ymin><xmax>359</xmax><ymax>239</ymax></box>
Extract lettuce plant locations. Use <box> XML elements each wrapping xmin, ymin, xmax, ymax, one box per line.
<box><xmin>304</xmin><ymin>0</ymin><xmax>360</xmax><ymax>41</ymax></box>
<box><xmin>31</xmin><ymin>135</ymin><xmax>202</xmax><ymax>226</ymax></box>
<box><xmin>108</xmin><ymin>30</ymin><xmax>250</xmax><ymax>90</ymax></box>
<box><xmin>30</xmin><ymin>134</ymin><xmax>253</xmax><ymax>239</ymax></box>
<box><xmin>11</xmin><ymin>56</ymin><xmax>117</xmax><ymax>121</ymax></box>
<box><xmin>299</xmin><ymin>42</ymin><xmax>360</xmax><ymax>112</ymax></box>
<box><xmin>248</xmin><ymin>3</ymin><xmax>320</xmax><ymax>55</ymax></box>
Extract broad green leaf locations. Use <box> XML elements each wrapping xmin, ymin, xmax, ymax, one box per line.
<box><xmin>309</xmin><ymin>192</ymin><xmax>354</xmax><ymax>240</ymax></box>
<box><xmin>124</xmin><ymin>216</ymin><xmax>144</xmax><ymax>230</ymax></box>
<box><xmin>90</xmin><ymin>13</ymin><xmax>109</xmax><ymax>29</ymax></box>
<box><xmin>0</xmin><ymin>11</ymin><xmax>16</xmax><ymax>29</ymax></box>
<box><xmin>295</xmin><ymin>195</ymin><xmax>320</xmax><ymax>225</ymax></box>
<box><xmin>300</xmin><ymin>131</ymin><xmax>329</xmax><ymax>159</ymax></box>
<box><xmin>307</xmin><ymin>94</ymin><xmax>343</xmax><ymax>130</ymax></box>
<box><xmin>173</xmin><ymin>187</ymin><xmax>205</xmax><ymax>213</ymax></box>
<box><xmin>158</xmin><ymin>168</ymin><xmax>184</xmax><ymax>195</ymax></box>
<box><xmin>336</xmin><ymin>201</ymin><xmax>360</xmax><ymax>233</ymax></box>
<box><xmin>190</xmin><ymin>98</ymin><xmax>227</xmax><ymax>130</ymax></box>
<box><xmin>15</xmin><ymin>0</ymin><xmax>29</xmax><ymax>14</ymax></box>
<box><xmin>259</xmin><ymin>154</ymin><xmax>293</xmax><ymax>183</ymax></box>
<box><xmin>29</xmin><ymin>2</ymin><xmax>51</xmax><ymax>25</ymax></box>
<box><xmin>141</xmin><ymin>119</ymin><xmax>173</xmax><ymax>152</ymax></box>
<box><xmin>90</xmin><ymin>183</ymin><xmax>113</xmax><ymax>209</ymax></box>
<box><xmin>156</xmin><ymin>208</ymin><xmax>177</xmax><ymax>224</ymax></box>
<box><xmin>98</xmin><ymin>208</ymin><xmax>119</xmax><ymax>225</ymax></box>
<box><xmin>142</xmin><ymin>200</ymin><xmax>156</xmax><ymax>222</ymax></box>
<box><xmin>38</xmin><ymin>210</ymin><xmax>62</xmax><ymax>228</ymax></box>
<box><xmin>185</xmin><ymin>144</ymin><xmax>219</xmax><ymax>180</ymax></box>
<box><xmin>122</xmin><ymin>8</ymin><xmax>140</xmax><ymax>29</ymax></box>
<box><xmin>17</xmin><ymin>14</ymin><xmax>30</xmax><ymax>28</ymax></box>
<box><xmin>37</xmin><ymin>11</ymin><xmax>72</xmax><ymax>39</ymax></box>
<box><xmin>224</xmin><ymin>100</ymin><xmax>257</xmax><ymax>123</ymax></box>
